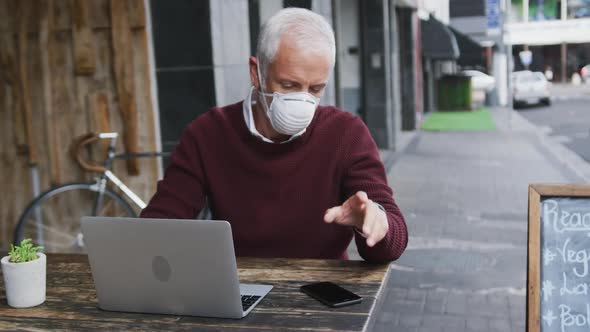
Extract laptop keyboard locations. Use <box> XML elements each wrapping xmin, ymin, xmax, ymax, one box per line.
<box><xmin>241</xmin><ymin>295</ymin><xmax>261</xmax><ymax>311</ymax></box>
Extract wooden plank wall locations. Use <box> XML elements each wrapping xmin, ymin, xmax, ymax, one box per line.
<box><xmin>0</xmin><ymin>0</ymin><xmax>159</xmax><ymax>249</ymax></box>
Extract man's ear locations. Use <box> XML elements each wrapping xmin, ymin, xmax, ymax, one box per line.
<box><xmin>249</xmin><ymin>57</ymin><xmax>260</xmax><ymax>89</ymax></box>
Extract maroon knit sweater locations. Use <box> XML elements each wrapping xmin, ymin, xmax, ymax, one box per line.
<box><xmin>140</xmin><ymin>101</ymin><xmax>407</xmax><ymax>262</ymax></box>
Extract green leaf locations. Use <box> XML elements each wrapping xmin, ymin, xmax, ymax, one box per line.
<box><xmin>8</xmin><ymin>238</ymin><xmax>43</xmax><ymax>263</ymax></box>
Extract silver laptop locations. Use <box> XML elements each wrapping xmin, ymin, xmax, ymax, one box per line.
<box><xmin>81</xmin><ymin>217</ymin><xmax>272</xmax><ymax>319</ymax></box>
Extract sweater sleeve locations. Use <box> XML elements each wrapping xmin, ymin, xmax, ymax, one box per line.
<box><xmin>140</xmin><ymin>122</ymin><xmax>207</xmax><ymax>219</ymax></box>
<box><xmin>342</xmin><ymin>118</ymin><xmax>408</xmax><ymax>263</ymax></box>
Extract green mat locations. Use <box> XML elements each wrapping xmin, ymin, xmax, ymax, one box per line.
<box><xmin>421</xmin><ymin>108</ymin><xmax>496</xmax><ymax>131</ymax></box>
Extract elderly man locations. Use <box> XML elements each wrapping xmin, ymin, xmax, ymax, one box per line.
<box><xmin>141</xmin><ymin>8</ymin><xmax>407</xmax><ymax>263</ymax></box>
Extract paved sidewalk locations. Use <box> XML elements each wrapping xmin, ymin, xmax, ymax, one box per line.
<box><xmin>360</xmin><ymin>107</ymin><xmax>590</xmax><ymax>331</ymax></box>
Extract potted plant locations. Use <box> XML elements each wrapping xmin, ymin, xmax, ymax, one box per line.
<box><xmin>1</xmin><ymin>239</ymin><xmax>46</xmax><ymax>308</ymax></box>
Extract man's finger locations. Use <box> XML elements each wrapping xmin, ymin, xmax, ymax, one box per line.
<box><xmin>325</xmin><ymin>206</ymin><xmax>361</xmax><ymax>227</ymax></box>
<box><xmin>361</xmin><ymin>201</ymin><xmax>376</xmax><ymax>235</ymax></box>
<box><xmin>356</xmin><ymin>191</ymin><xmax>369</xmax><ymax>202</ymax></box>
<box><xmin>348</xmin><ymin>191</ymin><xmax>369</xmax><ymax>209</ymax></box>
<box><xmin>366</xmin><ymin>205</ymin><xmax>380</xmax><ymax>238</ymax></box>
<box><xmin>324</xmin><ymin>206</ymin><xmax>343</xmax><ymax>223</ymax></box>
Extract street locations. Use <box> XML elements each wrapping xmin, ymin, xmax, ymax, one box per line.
<box><xmin>363</xmin><ymin>106</ymin><xmax>590</xmax><ymax>332</ymax></box>
<box><xmin>517</xmin><ymin>84</ymin><xmax>590</xmax><ymax>163</ymax></box>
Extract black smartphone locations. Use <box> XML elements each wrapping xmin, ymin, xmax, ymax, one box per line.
<box><xmin>300</xmin><ymin>282</ymin><xmax>362</xmax><ymax>307</ymax></box>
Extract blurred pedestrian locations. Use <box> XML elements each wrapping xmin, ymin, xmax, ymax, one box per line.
<box><xmin>544</xmin><ymin>66</ymin><xmax>553</xmax><ymax>81</ymax></box>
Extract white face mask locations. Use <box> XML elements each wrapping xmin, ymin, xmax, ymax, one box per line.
<box><xmin>256</xmin><ymin>62</ymin><xmax>320</xmax><ymax>135</ymax></box>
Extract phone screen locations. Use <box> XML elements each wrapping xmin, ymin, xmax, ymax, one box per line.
<box><xmin>300</xmin><ymin>282</ymin><xmax>362</xmax><ymax>307</ymax></box>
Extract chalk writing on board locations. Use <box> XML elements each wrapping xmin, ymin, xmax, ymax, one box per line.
<box><xmin>541</xmin><ymin>198</ymin><xmax>590</xmax><ymax>332</ymax></box>
<box><xmin>543</xmin><ymin>199</ymin><xmax>590</xmax><ymax>234</ymax></box>
<box><xmin>558</xmin><ymin>238</ymin><xmax>590</xmax><ymax>278</ymax></box>
<box><xmin>543</xmin><ymin>309</ymin><xmax>557</xmax><ymax>327</ymax></box>
<box><xmin>542</xmin><ymin>280</ymin><xmax>555</xmax><ymax>302</ymax></box>
<box><xmin>544</xmin><ymin>248</ymin><xmax>557</xmax><ymax>266</ymax></box>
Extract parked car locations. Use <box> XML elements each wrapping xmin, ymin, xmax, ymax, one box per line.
<box><xmin>462</xmin><ymin>70</ymin><xmax>496</xmax><ymax>92</ymax></box>
<box><xmin>581</xmin><ymin>64</ymin><xmax>590</xmax><ymax>83</ymax></box>
<box><xmin>511</xmin><ymin>71</ymin><xmax>551</xmax><ymax>108</ymax></box>
<box><xmin>573</xmin><ymin>7</ymin><xmax>590</xmax><ymax>18</ymax></box>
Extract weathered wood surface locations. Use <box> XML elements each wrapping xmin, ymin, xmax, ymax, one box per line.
<box><xmin>17</xmin><ymin>0</ymin><xmax>38</xmax><ymax>165</ymax></box>
<box><xmin>39</xmin><ymin>0</ymin><xmax>61</xmax><ymax>185</ymax></box>
<box><xmin>0</xmin><ymin>255</ymin><xmax>391</xmax><ymax>331</ymax></box>
<box><xmin>70</xmin><ymin>0</ymin><xmax>96</xmax><ymax>75</ymax></box>
<box><xmin>0</xmin><ymin>0</ymin><xmax>147</xmax><ymax>33</ymax></box>
<box><xmin>89</xmin><ymin>92</ymin><xmax>112</xmax><ymax>159</ymax></box>
<box><xmin>0</xmin><ymin>0</ymin><xmax>159</xmax><ymax>249</ymax></box>
<box><xmin>110</xmin><ymin>0</ymin><xmax>139</xmax><ymax>175</ymax></box>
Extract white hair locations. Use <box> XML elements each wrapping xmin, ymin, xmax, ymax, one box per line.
<box><xmin>256</xmin><ymin>8</ymin><xmax>336</xmax><ymax>84</ymax></box>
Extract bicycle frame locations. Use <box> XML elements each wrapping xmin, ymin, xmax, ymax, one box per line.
<box><xmin>19</xmin><ymin>133</ymin><xmax>168</xmax><ymax>249</ymax></box>
<box><xmin>91</xmin><ymin>133</ymin><xmax>168</xmax><ymax>215</ymax></box>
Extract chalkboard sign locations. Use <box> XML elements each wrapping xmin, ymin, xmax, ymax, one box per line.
<box><xmin>527</xmin><ymin>184</ymin><xmax>590</xmax><ymax>332</ymax></box>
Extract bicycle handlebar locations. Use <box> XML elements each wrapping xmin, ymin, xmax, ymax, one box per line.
<box><xmin>71</xmin><ymin>133</ymin><xmax>168</xmax><ymax>174</ymax></box>
<box><xmin>70</xmin><ymin>133</ymin><xmax>107</xmax><ymax>173</ymax></box>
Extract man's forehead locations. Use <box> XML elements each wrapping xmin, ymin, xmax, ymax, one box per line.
<box><xmin>269</xmin><ymin>40</ymin><xmax>332</xmax><ymax>82</ymax></box>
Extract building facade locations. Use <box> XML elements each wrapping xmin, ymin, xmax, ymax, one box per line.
<box><xmin>149</xmin><ymin>0</ymin><xmax>427</xmax><ymax>153</ymax></box>
<box><xmin>449</xmin><ymin>0</ymin><xmax>510</xmax><ymax>106</ymax></box>
<box><xmin>506</xmin><ymin>0</ymin><xmax>590</xmax><ymax>82</ymax></box>
<box><xmin>450</xmin><ymin>0</ymin><xmax>590</xmax><ymax>99</ymax></box>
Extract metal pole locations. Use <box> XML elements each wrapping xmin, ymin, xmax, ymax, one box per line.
<box><xmin>498</xmin><ymin>0</ymin><xmax>507</xmax><ymax>107</ymax></box>
<box><xmin>561</xmin><ymin>0</ymin><xmax>568</xmax><ymax>83</ymax></box>
<box><xmin>31</xmin><ymin>166</ymin><xmax>43</xmax><ymax>246</ymax></box>
<box><xmin>503</xmin><ymin>0</ymin><xmax>514</xmax><ymax>115</ymax></box>
<box><xmin>561</xmin><ymin>43</ymin><xmax>567</xmax><ymax>83</ymax></box>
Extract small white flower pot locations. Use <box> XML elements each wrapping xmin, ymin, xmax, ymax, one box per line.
<box><xmin>1</xmin><ymin>253</ymin><xmax>46</xmax><ymax>308</ymax></box>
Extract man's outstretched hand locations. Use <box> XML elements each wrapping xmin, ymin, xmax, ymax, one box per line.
<box><xmin>324</xmin><ymin>191</ymin><xmax>389</xmax><ymax>247</ymax></box>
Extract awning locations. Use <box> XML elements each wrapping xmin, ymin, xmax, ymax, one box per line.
<box><xmin>449</xmin><ymin>26</ymin><xmax>486</xmax><ymax>68</ymax></box>
<box><xmin>420</xmin><ymin>14</ymin><xmax>460</xmax><ymax>60</ymax></box>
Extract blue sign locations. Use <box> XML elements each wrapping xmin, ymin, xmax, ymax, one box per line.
<box><xmin>486</xmin><ymin>0</ymin><xmax>502</xmax><ymax>35</ymax></box>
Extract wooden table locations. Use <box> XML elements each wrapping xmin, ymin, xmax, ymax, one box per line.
<box><xmin>0</xmin><ymin>254</ymin><xmax>392</xmax><ymax>331</ymax></box>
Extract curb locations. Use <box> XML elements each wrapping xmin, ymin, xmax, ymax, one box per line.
<box><xmin>379</xmin><ymin>131</ymin><xmax>420</xmax><ymax>172</ymax></box>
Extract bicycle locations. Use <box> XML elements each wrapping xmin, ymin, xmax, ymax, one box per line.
<box><xmin>13</xmin><ymin>132</ymin><xmax>170</xmax><ymax>253</ymax></box>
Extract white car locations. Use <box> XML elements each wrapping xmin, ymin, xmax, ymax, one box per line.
<box><xmin>511</xmin><ymin>71</ymin><xmax>551</xmax><ymax>108</ymax></box>
<box><xmin>462</xmin><ymin>70</ymin><xmax>496</xmax><ymax>92</ymax></box>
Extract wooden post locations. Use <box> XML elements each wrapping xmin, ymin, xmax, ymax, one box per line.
<box><xmin>17</xmin><ymin>0</ymin><xmax>37</xmax><ymax>165</ymax></box>
<box><xmin>128</xmin><ymin>0</ymin><xmax>146</xmax><ymax>29</ymax></box>
<box><xmin>89</xmin><ymin>92</ymin><xmax>112</xmax><ymax>159</ymax></box>
<box><xmin>0</xmin><ymin>35</ymin><xmax>17</xmax><ymax>104</ymax></box>
<box><xmin>0</xmin><ymin>62</ymin><xmax>4</xmax><ymax>107</ymax></box>
<box><xmin>527</xmin><ymin>186</ymin><xmax>541</xmax><ymax>332</ymax></box>
<box><xmin>40</xmin><ymin>0</ymin><xmax>61</xmax><ymax>185</ymax></box>
<box><xmin>70</xmin><ymin>0</ymin><xmax>96</xmax><ymax>75</ymax></box>
<box><xmin>110</xmin><ymin>0</ymin><xmax>139</xmax><ymax>175</ymax></box>
<box><xmin>0</xmin><ymin>31</ymin><xmax>26</xmax><ymax>154</ymax></box>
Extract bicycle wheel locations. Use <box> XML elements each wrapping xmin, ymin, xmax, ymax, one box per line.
<box><xmin>14</xmin><ymin>182</ymin><xmax>136</xmax><ymax>253</ymax></box>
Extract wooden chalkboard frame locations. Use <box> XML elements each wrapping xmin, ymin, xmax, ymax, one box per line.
<box><xmin>527</xmin><ymin>184</ymin><xmax>590</xmax><ymax>332</ymax></box>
